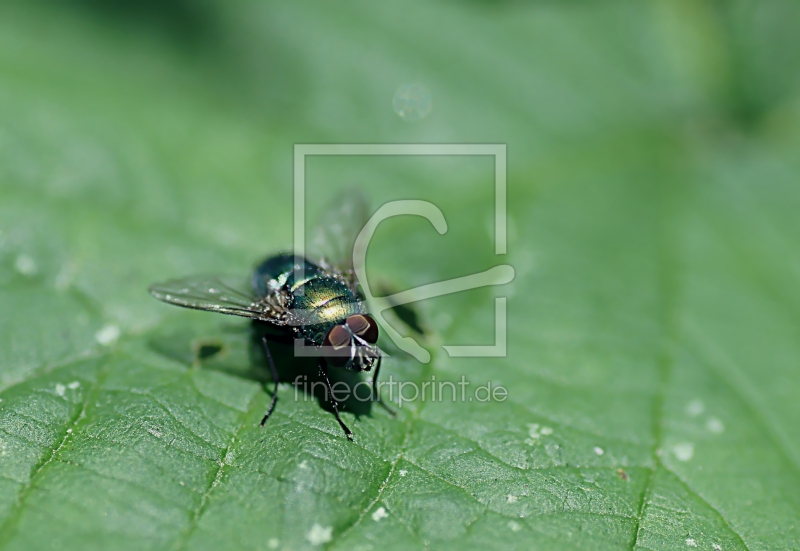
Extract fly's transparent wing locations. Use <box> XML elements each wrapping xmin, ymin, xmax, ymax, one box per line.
<box><xmin>148</xmin><ymin>274</ymin><xmax>287</xmax><ymax>323</ymax></box>
<box><xmin>308</xmin><ymin>191</ymin><xmax>370</xmax><ymax>293</ymax></box>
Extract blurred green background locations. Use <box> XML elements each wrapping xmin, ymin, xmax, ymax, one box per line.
<box><xmin>1</xmin><ymin>1</ymin><xmax>800</xmax><ymax>550</ymax></box>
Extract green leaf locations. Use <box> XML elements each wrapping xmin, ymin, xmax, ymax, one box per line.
<box><xmin>2</xmin><ymin>1</ymin><xmax>800</xmax><ymax>550</ymax></box>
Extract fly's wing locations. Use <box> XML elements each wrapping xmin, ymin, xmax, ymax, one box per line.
<box><xmin>308</xmin><ymin>191</ymin><xmax>370</xmax><ymax>295</ymax></box>
<box><xmin>148</xmin><ymin>275</ymin><xmax>289</xmax><ymax>324</ymax></box>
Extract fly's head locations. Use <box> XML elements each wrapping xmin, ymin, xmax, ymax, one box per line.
<box><xmin>322</xmin><ymin>314</ymin><xmax>380</xmax><ymax>371</ymax></box>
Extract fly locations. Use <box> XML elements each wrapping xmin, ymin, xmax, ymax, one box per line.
<box><xmin>148</xmin><ymin>195</ymin><xmax>385</xmax><ymax>440</ymax></box>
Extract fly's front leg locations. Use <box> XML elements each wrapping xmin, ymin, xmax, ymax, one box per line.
<box><xmin>260</xmin><ymin>336</ymin><xmax>280</xmax><ymax>426</ymax></box>
<box><xmin>319</xmin><ymin>359</ymin><xmax>353</xmax><ymax>440</ymax></box>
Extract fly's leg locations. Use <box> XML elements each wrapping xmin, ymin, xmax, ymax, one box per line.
<box><xmin>260</xmin><ymin>336</ymin><xmax>280</xmax><ymax>426</ymax></box>
<box><xmin>371</xmin><ymin>356</ymin><xmax>395</xmax><ymax>417</ymax></box>
<box><xmin>319</xmin><ymin>360</ymin><xmax>353</xmax><ymax>440</ymax></box>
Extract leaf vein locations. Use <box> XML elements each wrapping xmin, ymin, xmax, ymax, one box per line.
<box><xmin>0</xmin><ymin>351</ymin><xmax>115</xmax><ymax>547</ymax></box>
<box><xmin>171</xmin><ymin>389</ymin><xmax>261</xmax><ymax>551</ymax></box>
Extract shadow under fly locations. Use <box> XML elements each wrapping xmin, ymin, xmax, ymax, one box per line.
<box><xmin>249</xmin><ymin>320</ymin><xmax>391</xmax><ymax>439</ymax></box>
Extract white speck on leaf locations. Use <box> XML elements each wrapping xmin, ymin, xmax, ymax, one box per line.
<box><xmin>67</xmin><ymin>381</ymin><xmax>80</xmax><ymax>390</ymax></box>
<box><xmin>393</xmin><ymin>83</ymin><xmax>432</xmax><ymax>121</ymax></box>
<box><xmin>686</xmin><ymin>399</ymin><xmax>704</xmax><ymax>417</ymax></box>
<box><xmin>685</xmin><ymin>537</ymin><xmax>697</xmax><ymax>547</ymax></box>
<box><xmin>673</xmin><ymin>442</ymin><xmax>694</xmax><ymax>461</ymax></box>
<box><xmin>712</xmin><ymin>544</ymin><xmax>722</xmax><ymax>551</ymax></box>
<box><xmin>526</xmin><ymin>423</ymin><xmax>552</xmax><ymax>444</ymax></box>
<box><xmin>95</xmin><ymin>325</ymin><xmax>120</xmax><ymax>346</ymax></box>
<box><xmin>267</xmin><ymin>538</ymin><xmax>279</xmax><ymax>549</ymax></box>
<box><xmin>306</xmin><ymin>524</ymin><xmax>332</xmax><ymax>546</ymax></box>
<box><xmin>706</xmin><ymin>417</ymin><xmax>724</xmax><ymax>434</ymax></box>
<box><xmin>14</xmin><ymin>254</ymin><xmax>38</xmax><ymax>276</ymax></box>
<box><xmin>508</xmin><ymin>521</ymin><xmax>522</xmax><ymax>532</ymax></box>
<box><xmin>299</xmin><ymin>460</ymin><xmax>308</xmax><ymax>469</ymax></box>
<box><xmin>507</xmin><ymin>495</ymin><xmax>518</xmax><ymax>503</ymax></box>
<box><xmin>399</xmin><ymin>470</ymin><xmax>407</xmax><ymax>477</ymax></box>
<box><xmin>55</xmin><ymin>383</ymin><xmax>66</xmax><ymax>397</ymax></box>
<box><xmin>593</xmin><ymin>446</ymin><xmax>604</xmax><ymax>456</ymax></box>
<box><xmin>371</xmin><ymin>507</ymin><xmax>388</xmax><ymax>521</ymax></box>
<box><xmin>66</xmin><ymin>428</ymin><xmax>72</xmax><ymax>433</ymax></box>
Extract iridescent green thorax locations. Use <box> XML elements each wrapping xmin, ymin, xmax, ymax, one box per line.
<box><xmin>290</xmin><ymin>277</ymin><xmax>363</xmax><ymax>344</ymax></box>
<box><xmin>253</xmin><ymin>253</ymin><xmax>363</xmax><ymax>345</ymax></box>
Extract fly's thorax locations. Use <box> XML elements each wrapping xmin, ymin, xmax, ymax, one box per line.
<box><xmin>289</xmin><ymin>276</ymin><xmax>363</xmax><ymax>345</ymax></box>
<box><xmin>252</xmin><ymin>253</ymin><xmax>323</xmax><ymax>297</ymax></box>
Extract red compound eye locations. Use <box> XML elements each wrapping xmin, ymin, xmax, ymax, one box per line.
<box><xmin>346</xmin><ymin>314</ymin><xmax>379</xmax><ymax>344</ymax></box>
<box><xmin>323</xmin><ymin>324</ymin><xmax>352</xmax><ymax>367</ymax></box>
<box><xmin>324</xmin><ymin>324</ymin><xmax>350</xmax><ymax>350</ymax></box>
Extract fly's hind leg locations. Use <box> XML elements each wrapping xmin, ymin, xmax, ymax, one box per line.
<box><xmin>319</xmin><ymin>360</ymin><xmax>353</xmax><ymax>440</ymax></box>
<box><xmin>260</xmin><ymin>336</ymin><xmax>280</xmax><ymax>426</ymax></box>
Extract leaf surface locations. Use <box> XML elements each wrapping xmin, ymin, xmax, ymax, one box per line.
<box><xmin>1</xmin><ymin>1</ymin><xmax>800</xmax><ymax>550</ymax></box>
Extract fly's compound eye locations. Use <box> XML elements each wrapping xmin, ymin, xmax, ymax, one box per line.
<box><xmin>323</xmin><ymin>324</ymin><xmax>352</xmax><ymax>367</ymax></box>
<box><xmin>346</xmin><ymin>314</ymin><xmax>379</xmax><ymax>344</ymax></box>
